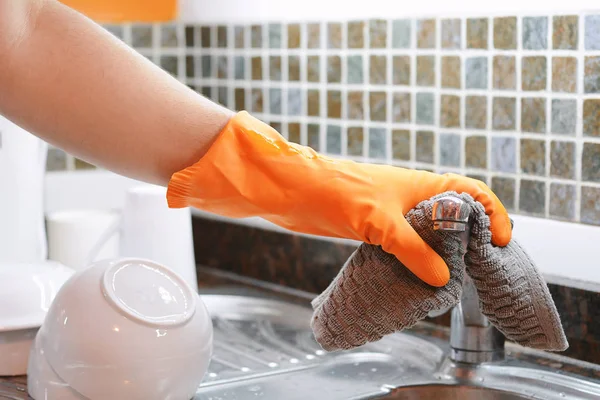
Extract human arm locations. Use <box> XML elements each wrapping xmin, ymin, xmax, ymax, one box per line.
<box><xmin>0</xmin><ymin>0</ymin><xmax>233</xmax><ymax>185</ymax></box>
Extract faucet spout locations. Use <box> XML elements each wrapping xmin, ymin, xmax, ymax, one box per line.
<box><xmin>432</xmin><ymin>195</ymin><xmax>505</xmax><ymax>364</ymax></box>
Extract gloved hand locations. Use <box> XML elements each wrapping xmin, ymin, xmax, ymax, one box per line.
<box><xmin>167</xmin><ymin>111</ymin><xmax>512</xmax><ymax>287</ymax></box>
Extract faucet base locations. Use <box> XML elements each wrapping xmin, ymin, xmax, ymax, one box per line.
<box><xmin>450</xmin><ymin>348</ymin><xmax>505</xmax><ymax>364</ymax></box>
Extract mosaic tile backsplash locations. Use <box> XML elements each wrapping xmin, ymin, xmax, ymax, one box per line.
<box><xmin>47</xmin><ymin>13</ymin><xmax>600</xmax><ymax>226</ymax></box>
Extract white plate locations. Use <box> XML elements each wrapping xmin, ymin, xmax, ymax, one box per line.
<box><xmin>0</xmin><ymin>261</ymin><xmax>75</xmax><ymax>332</ymax></box>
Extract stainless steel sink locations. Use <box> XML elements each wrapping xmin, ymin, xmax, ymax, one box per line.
<box><xmin>193</xmin><ymin>294</ymin><xmax>600</xmax><ymax>400</ymax></box>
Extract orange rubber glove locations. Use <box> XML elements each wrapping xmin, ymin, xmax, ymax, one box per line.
<box><xmin>167</xmin><ymin>111</ymin><xmax>512</xmax><ymax>287</ymax></box>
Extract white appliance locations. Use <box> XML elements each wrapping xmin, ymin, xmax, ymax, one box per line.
<box><xmin>0</xmin><ymin>115</ymin><xmax>48</xmax><ymax>263</ymax></box>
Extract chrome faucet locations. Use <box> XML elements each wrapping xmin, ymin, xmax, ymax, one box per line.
<box><xmin>431</xmin><ymin>196</ymin><xmax>506</xmax><ymax>364</ymax></box>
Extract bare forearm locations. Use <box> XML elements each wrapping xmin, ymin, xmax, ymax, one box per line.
<box><xmin>0</xmin><ymin>0</ymin><xmax>233</xmax><ymax>185</ymax></box>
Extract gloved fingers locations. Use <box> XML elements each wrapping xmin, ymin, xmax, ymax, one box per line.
<box><xmin>382</xmin><ymin>217</ymin><xmax>450</xmax><ymax>287</ymax></box>
<box><xmin>443</xmin><ymin>174</ymin><xmax>512</xmax><ymax>247</ymax></box>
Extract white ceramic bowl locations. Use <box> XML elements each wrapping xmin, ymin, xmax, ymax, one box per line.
<box><xmin>33</xmin><ymin>258</ymin><xmax>213</xmax><ymax>400</ymax></box>
<box><xmin>0</xmin><ymin>261</ymin><xmax>74</xmax><ymax>376</ymax></box>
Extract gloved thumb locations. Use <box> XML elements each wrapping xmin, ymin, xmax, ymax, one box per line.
<box><xmin>382</xmin><ymin>217</ymin><xmax>450</xmax><ymax>287</ymax></box>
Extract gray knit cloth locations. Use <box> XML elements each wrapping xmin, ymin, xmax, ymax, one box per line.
<box><xmin>311</xmin><ymin>192</ymin><xmax>568</xmax><ymax>353</ymax></box>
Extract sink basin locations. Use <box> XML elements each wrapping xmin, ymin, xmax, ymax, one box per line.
<box><xmin>383</xmin><ymin>384</ymin><xmax>530</xmax><ymax>399</ymax></box>
<box><xmin>193</xmin><ymin>294</ymin><xmax>600</xmax><ymax>400</ymax></box>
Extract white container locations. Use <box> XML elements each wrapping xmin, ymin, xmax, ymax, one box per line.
<box><xmin>46</xmin><ymin>209</ymin><xmax>120</xmax><ymax>271</ymax></box>
<box><xmin>87</xmin><ymin>184</ymin><xmax>198</xmax><ymax>291</ymax></box>
<box><xmin>0</xmin><ymin>115</ymin><xmax>48</xmax><ymax>263</ymax></box>
<box><xmin>30</xmin><ymin>258</ymin><xmax>213</xmax><ymax>400</ymax></box>
<box><xmin>0</xmin><ymin>261</ymin><xmax>74</xmax><ymax>376</ymax></box>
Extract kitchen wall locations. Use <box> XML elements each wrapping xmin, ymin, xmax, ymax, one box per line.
<box><xmin>47</xmin><ymin>11</ymin><xmax>600</xmax><ymax>227</ymax></box>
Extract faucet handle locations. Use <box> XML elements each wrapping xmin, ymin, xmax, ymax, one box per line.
<box><xmin>432</xmin><ymin>195</ymin><xmax>471</xmax><ymax>232</ymax></box>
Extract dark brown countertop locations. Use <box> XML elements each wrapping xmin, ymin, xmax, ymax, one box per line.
<box><xmin>3</xmin><ymin>267</ymin><xmax>600</xmax><ymax>399</ymax></box>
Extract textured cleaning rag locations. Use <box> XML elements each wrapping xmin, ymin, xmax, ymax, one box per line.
<box><xmin>310</xmin><ymin>192</ymin><xmax>568</xmax><ymax>353</ymax></box>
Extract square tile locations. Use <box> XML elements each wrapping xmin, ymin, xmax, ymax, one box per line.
<box><xmin>369</xmin><ymin>128</ymin><xmax>387</xmax><ymax>159</ymax></box>
<box><xmin>327</xmin><ymin>56</ymin><xmax>342</xmax><ymax>83</ymax></box>
<box><xmin>465</xmin><ymin>96</ymin><xmax>487</xmax><ymax>129</ymax></box>
<box><xmin>201</xmin><ymin>86</ymin><xmax>212</xmax><ymax>99</ymax></box>
<box><xmin>288</xmin><ymin>123</ymin><xmax>301</xmax><ymax>143</ymax></box>
<box><xmin>581</xmin><ymin>186</ymin><xmax>600</xmax><ymax>225</ymax></box>
<box><xmin>491</xmin><ymin>137</ymin><xmax>516</xmax><ymax>172</ymax></box>
<box><xmin>183</xmin><ymin>25</ymin><xmax>194</xmax><ymax>47</ymax></box>
<box><xmin>392</xmin><ymin>92</ymin><xmax>411</xmax><ymax>123</ymax></box>
<box><xmin>370</xmin><ymin>55</ymin><xmax>387</xmax><ymax>84</ymax></box>
<box><xmin>307</xmin><ymin>56</ymin><xmax>320</xmax><ymax>82</ymax></box>
<box><xmin>288</xmin><ymin>24</ymin><xmax>301</xmax><ymax>48</ymax></box>
<box><xmin>269</xmin><ymin>88</ymin><xmax>282</xmax><ymax>114</ymax></box>
<box><xmin>493</xmin><ymin>56</ymin><xmax>516</xmax><ymax>90</ymax></box>
<box><xmin>185</xmin><ymin>56</ymin><xmax>194</xmax><ymax>78</ymax></box>
<box><xmin>234</xmin><ymin>56</ymin><xmax>245</xmax><ymax>79</ymax></box>
<box><xmin>393</xmin><ymin>56</ymin><xmax>411</xmax><ymax>85</ymax></box>
<box><xmin>521</xmin><ymin>98</ymin><xmax>546</xmax><ymax>133</ymax></box>
<box><xmin>494</xmin><ymin>17</ymin><xmax>517</xmax><ymax>49</ymax></box>
<box><xmin>328</xmin><ymin>23</ymin><xmax>342</xmax><ymax>48</ymax></box>
<box><xmin>46</xmin><ymin>148</ymin><xmax>67</xmax><ymax>171</ymax></box>
<box><xmin>217</xmin><ymin>86</ymin><xmax>227</xmax><ymax>105</ymax></box>
<box><xmin>549</xmin><ymin>183</ymin><xmax>576</xmax><ymax>220</ymax></box>
<box><xmin>288</xmin><ymin>89</ymin><xmax>302</xmax><ymax>116</ymax></box>
<box><xmin>522</xmin><ymin>56</ymin><xmax>547</xmax><ymax>91</ymax></box>
<box><xmin>467</xmin><ymin>174</ymin><xmax>488</xmax><ymax>185</ymax></box>
<box><xmin>268</xmin><ymin>56</ymin><xmax>281</xmax><ymax>80</ymax></box>
<box><xmin>584</xmin><ymin>99</ymin><xmax>600</xmax><ymax>137</ymax></box>
<box><xmin>417</xmin><ymin>56</ymin><xmax>435</xmax><ymax>87</ymax></box>
<box><xmin>132</xmin><ymin>24</ymin><xmax>152</xmax><ymax>47</ymax></box>
<box><xmin>251</xmin><ymin>57</ymin><xmax>263</xmax><ymax>80</ymax></box>
<box><xmin>392</xmin><ymin>19</ymin><xmax>411</xmax><ymax>48</ymax></box>
<box><xmin>441</xmin><ymin>56</ymin><xmax>461</xmax><ymax>88</ymax></box>
<box><xmin>439</xmin><ymin>133</ymin><xmax>461</xmax><ymax>167</ymax></box>
<box><xmin>392</xmin><ymin>130</ymin><xmax>411</xmax><ymax>160</ymax></box>
<box><xmin>586</xmin><ymin>15</ymin><xmax>600</xmax><ymax>50</ymax></box>
<box><xmin>440</xmin><ymin>95</ymin><xmax>460</xmax><ymax>128</ymax></box>
<box><xmin>347</xmin><ymin>55</ymin><xmax>364</xmax><ymax>84</ymax></box>
<box><xmin>582</xmin><ymin>142</ymin><xmax>600</xmax><ymax>182</ymax></box>
<box><xmin>160</xmin><ymin>56</ymin><xmax>178</xmax><ymax>77</ymax></box>
<box><xmin>307</xmin><ymin>90</ymin><xmax>320</xmax><ymax>117</ymax></box>
<box><xmin>523</xmin><ymin>17</ymin><xmax>548</xmax><ymax>50</ymax></box>
<box><xmin>417</xmin><ymin>19</ymin><xmax>436</xmax><ymax>48</ymax></box>
<box><xmin>442</xmin><ymin>19</ymin><xmax>461</xmax><ymax>49</ymax></box>
<box><xmin>251</xmin><ymin>25</ymin><xmax>262</xmax><ymax>48</ymax></box>
<box><xmin>326</xmin><ymin>125</ymin><xmax>342</xmax><ymax>154</ymax></box>
<box><xmin>348</xmin><ymin>21</ymin><xmax>365</xmax><ymax>48</ymax></box>
<box><xmin>348</xmin><ymin>91</ymin><xmax>364</xmax><ymax>120</ymax></box>
<box><xmin>201</xmin><ymin>26</ymin><xmax>211</xmax><ymax>48</ymax></box>
<box><xmin>201</xmin><ymin>55</ymin><xmax>212</xmax><ymax>78</ymax></box>
<box><xmin>217</xmin><ymin>26</ymin><xmax>227</xmax><ymax>47</ymax></box>
<box><xmin>416</xmin><ymin>131</ymin><xmax>435</xmax><ymax>163</ymax></box>
<box><xmin>550</xmin><ymin>140</ymin><xmax>575</xmax><ymax>179</ymax></box>
<box><xmin>234</xmin><ymin>88</ymin><xmax>245</xmax><ymax>111</ymax></box>
<box><xmin>347</xmin><ymin>127</ymin><xmax>364</xmax><ymax>156</ymax></box>
<box><xmin>551</xmin><ymin>99</ymin><xmax>577</xmax><ymax>135</ymax></box>
<box><xmin>234</xmin><ymin>26</ymin><xmax>245</xmax><ymax>48</ymax></box>
<box><xmin>251</xmin><ymin>89</ymin><xmax>263</xmax><ymax>113</ymax></box>
<box><xmin>308</xmin><ymin>124</ymin><xmax>320</xmax><ymax>150</ymax></box>
<box><xmin>584</xmin><ymin>56</ymin><xmax>600</xmax><ymax>93</ymax></box>
<box><xmin>270</xmin><ymin>122</ymin><xmax>282</xmax><ymax>134</ymax></box>
<box><xmin>161</xmin><ymin>25</ymin><xmax>178</xmax><ymax>47</ymax></box>
<box><xmin>467</xmin><ymin>18</ymin><xmax>489</xmax><ymax>49</ymax></box>
<box><xmin>553</xmin><ymin>15</ymin><xmax>579</xmax><ymax>50</ymax></box>
<box><xmin>288</xmin><ymin>56</ymin><xmax>301</xmax><ymax>81</ymax></box>
<box><xmin>465</xmin><ymin>136</ymin><xmax>487</xmax><ymax>169</ymax></box>
<box><xmin>520</xmin><ymin>139</ymin><xmax>546</xmax><ymax>176</ymax></box>
<box><xmin>74</xmin><ymin>158</ymin><xmax>95</xmax><ymax>170</ymax></box>
<box><xmin>327</xmin><ymin>90</ymin><xmax>342</xmax><ymax>118</ymax></box>
<box><xmin>217</xmin><ymin>56</ymin><xmax>228</xmax><ymax>79</ymax></box>
<box><xmin>519</xmin><ymin>180</ymin><xmax>546</xmax><ymax>215</ymax></box>
<box><xmin>370</xmin><ymin>20</ymin><xmax>387</xmax><ymax>48</ymax></box>
<box><xmin>466</xmin><ymin>57</ymin><xmax>488</xmax><ymax>89</ymax></box>
<box><xmin>104</xmin><ymin>24</ymin><xmax>124</xmax><ymax>41</ymax></box>
<box><xmin>552</xmin><ymin>57</ymin><xmax>577</xmax><ymax>93</ymax></box>
<box><xmin>370</xmin><ymin>92</ymin><xmax>387</xmax><ymax>122</ymax></box>
<box><xmin>492</xmin><ymin>97</ymin><xmax>516</xmax><ymax>131</ymax></box>
<box><xmin>491</xmin><ymin>177</ymin><xmax>516</xmax><ymax>211</ymax></box>
<box><xmin>307</xmin><ymin>24</ymin><xmax>321</xmax><ymax>48</ymax></box>
<box><xmin>416</xmin><ymin>93</ymin><xmax>435</xmax><ymax>125</ymax></box>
